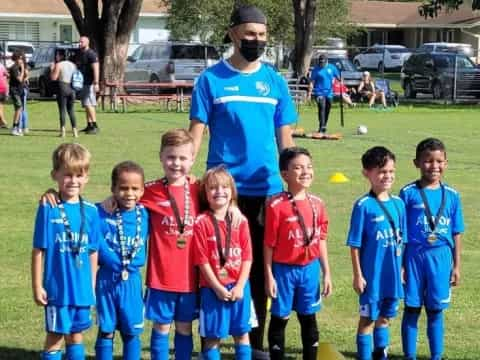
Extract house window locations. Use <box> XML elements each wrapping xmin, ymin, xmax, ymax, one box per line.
<box><xmin>0</xmin><ymin>21</ymin><xmax>39</xmax><ymax>42</ymax></box>
<box><xmin>59</xmin><ymin>24</ymin><xmax>73</xmax><ymax>43</ymax></box>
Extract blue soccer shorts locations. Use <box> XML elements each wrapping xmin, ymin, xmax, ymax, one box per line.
<box><xmin>199</xmin><ymin>282</ymin><xmax>252</xmax><ymax>339</ymax></box>
<box><xmin>359</xmin><ymin>298</ymin><xmax>399</xmax><ymax>321</ymax></box>
<box><xmin>45</xmin><ymin>305</ymin><xmax>92</xmax><ymax>334</ymax></box>
<box><xmin>404</xmin><ymin>245</ymin><xmax>453</xmax><ymax>310</ymax></box>
<box><xmin>145</xmin><ymin>288</ymin><xmax>198</xmax><ymax>324</ymax></box>
<box><xmin>271</xmin><ymin>259</ymin><xmax>321</xmax><ymax>318</ymax></box>
<box><xmin>96</xmin><ymin>270</ymin><xmax>144</xmax><ymax>335</ymax></box>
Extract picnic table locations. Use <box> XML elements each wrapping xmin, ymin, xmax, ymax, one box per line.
<box><xmin>101</xmin><ymin>80</ymin><xmax>195</xmax><ymax>112</ymax></box>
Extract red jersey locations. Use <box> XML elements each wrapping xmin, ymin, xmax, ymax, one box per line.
<box><xmin>333</xmin><ymin>78</ymin><xmax>348</xmax><ymax>96</ymax></box>
<box><xmin>141</xmin><ymin>179</ymin><xmax>200</xmax><ymax>292</ymax></box>
<box><xmin>264</xmin><ymin>192</ymin><xmax>328</xmax><ymax>265</ymax></box>
<box><xmin>193</xmin><ymin>212</ymin><xmax>252</xmax><ymax>287</ymax></box>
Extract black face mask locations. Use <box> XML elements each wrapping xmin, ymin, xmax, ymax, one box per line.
<box><xmin>239</xmin><ymin>39</ymin><xmax>267</xmax><ymax>62</ymax></box>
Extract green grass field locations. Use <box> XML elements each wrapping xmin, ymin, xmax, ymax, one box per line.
<box><xmin>0</xmin><ymin>100</ymin><xmax>479</xmax><ymax>359</ymax></box>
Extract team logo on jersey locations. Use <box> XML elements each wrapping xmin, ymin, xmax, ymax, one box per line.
<box><xmin>50</xmin><ymin>218</ymin><xmax>63</xmax><ymax>224</ymax></box>
<box><xmin>327</xmin><ymin>68</ymin><xmax>332</xmax><ymax>74</ymax></box>
<box><xmin>256</xmin><ymin>81</ymin><xmax>270</xmax><ymax>96</ymax></box>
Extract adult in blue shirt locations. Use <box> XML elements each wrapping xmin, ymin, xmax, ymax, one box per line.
<box><xmin>311</xmin><ymin>54</ymin><xmax>340</xmax><ymax>133</ymax></box>
<box><xmin>189</xmin><ymin>5</ymin><xmax>297</xmax><ymax>358</ymax></box>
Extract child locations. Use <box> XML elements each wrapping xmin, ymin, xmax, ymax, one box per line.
<box><xmin>95</xmin><ymin>161</ymin><xmax>149</xmax><ymax>360</ymax></box>
<box><xmin>9</xmin><ymin>51</ymin><xmax>25</xmax><ymax>136</ymax></box>
<box><xmin>264</xmin><ymin>147</ymin><xmax>332</xmax><ymax>360</ymax></box>
<box><xmin>346</xmin><ymin>146</ymin><xmax>407</xmax><ymax>360</ymax></box>
<box><xmin>193</xmin><ymin>166</ymin><xmax>253</xmax><ymax>360</ymax></box>
<box><xmin>400</xmin><ymin>138</ymin><xmax>464</xmax><ymax>360</ymax></box>
<box><xmin>31</xmin><ymin>143</ymin><xmax>100</xmax><ymax>360</ymax></box>
<box><xmin>141</xmin><ymin>129</ymin><xmax>201</xmax><ymax>360</ymax></box>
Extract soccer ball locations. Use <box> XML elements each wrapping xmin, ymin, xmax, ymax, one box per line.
<box><xmin>357</xmin><ymin>125</ymin><xmax>368</xmax><ymax>135</ymax></box>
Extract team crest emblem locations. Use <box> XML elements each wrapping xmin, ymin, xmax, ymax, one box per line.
<box><xmin>256</xmin><ymin>81</ymin><xmax>270</xmax><ymax>96</ymax></box>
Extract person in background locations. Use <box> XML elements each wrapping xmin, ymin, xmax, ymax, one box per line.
<box><xmin>50</xmin><ymin>49</ymin><xmax>79</xmax><ymax>138</ymax></box>
<box><xmin>9</xmin><ymin>51</ymin><xmax>25</xmax><ymax>136</ymax></box>
<box><xmin>0</xmin><ymin>61</ymin><xmax>8</xmax><ymax>128</ymax></box>
<box><xmin>358</xmin><ymin>71</ymin><xmax>386</xmax><ymax>108</ymax></box>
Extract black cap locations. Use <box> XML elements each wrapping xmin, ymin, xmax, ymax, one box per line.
<box><xmin>223</xmin><ymin>5</ymin><xmax>267</xmax><ymax>43</ymax></box>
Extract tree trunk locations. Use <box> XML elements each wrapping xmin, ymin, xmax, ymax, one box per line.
<box><xmin>292</xmin><ymin>0</ymin><xmax>316</xmax><ymax>78</ymax></box>
<box><xmin>64</xmin><ymin>0</ymin><xmax>143</xmax><ymax>88</ymax></box>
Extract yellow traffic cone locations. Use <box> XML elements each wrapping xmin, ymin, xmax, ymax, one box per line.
<box><xmin>329</xmin><ymin>172</ymin><xmax>350</xmax><ymax>183</ymax></box>
<box><xmin>317</xmin><ymin>342</ymin><xmax>345</xmax><ymax>360</ymax></box>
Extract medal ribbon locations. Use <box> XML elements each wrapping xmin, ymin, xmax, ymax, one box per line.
<box><xmin>210</xmin><ymin>213</ymin><xmax>232</xmax><ymax>267</ymax></box>
<box><xmin>115</xmin><ymin>205</ymin><xmax>143</xmax><ymax>271</ymax></box>
<box><xmin>162</xmin><ymin>178</ymin><xmax>190</xmax><ymax>235</ymax></box>
<box><xmin>57</xmin><ymin>196</ymin><xmax>85</xmax><ymax>259</ymax></box>
<box><xmin>415</xmin><ymin>181</ymin><xmax>446</xmax><ymax>235</ymax></box>
<box><xmin>287</xmin><ymin>192</ymin><xmax>318</xmax><ymax>247</ymax></box>
<box><xmin>369</xmin><ymin>191</ymin><xmax>402</xmax><ymax>246</ymax></box>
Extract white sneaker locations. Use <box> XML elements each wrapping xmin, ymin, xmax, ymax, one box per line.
<box><xmin>11</xmin><ymin>128</ymin><xmax>23</xmax><ymax>136</ymax></box>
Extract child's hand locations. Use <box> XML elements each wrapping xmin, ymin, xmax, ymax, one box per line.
<box><xmin>265</xmin><ymin>275</ymin><xmax>277</xmax><ymax>298</ymax></box>
<box><xmin>230</xmin><ymin>284</ymin><xmax>244</xmax><ymax>301</ymax></box>
<box><xmin>40</xmin><ymin>189</ymin><xmax>59</xmax><ymax>207</ymax></box>
<box><xmin>228</xmin><ymin>205</ymin><xmax>245</xmax><ymax>229</ymax></box>
<box><xmin>214</xmin><ymin>285</ymin><xmax>232</xmax><ymax>302</ymax></box>
<box><xmin>353</xmin><ymin>274</ymin><xmax>366</xmax><ymax>295</ymax></box>
<box><xmin>101</xmin><ymin>196</ymin><xmax>117</xmax><ymax>214</ymax></box>
<box><xmin>322</xmin><ymin>273</ymin><xmax>333</xmax><ymax>297</ymax></box>
<box><xmin>450</xmin><ymin>266</ymin><xmax>461</xmax><ymax>286</ymax></box>
<box><xmin>33</xmin><ymin>287</ymin><xmax>48</xmax><ymax>306</ymax></box>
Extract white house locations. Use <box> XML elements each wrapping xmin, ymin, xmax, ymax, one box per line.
<box><xmin>0</xmin><ymin>0</ymin><xmax>169</xmax><ymax>47</ymax></box>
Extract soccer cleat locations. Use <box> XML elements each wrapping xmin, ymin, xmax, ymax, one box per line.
<box><xmin>86</xmin><ymin>127</ymin><xmax>97</xmax><ymax>135</ymax></box>
<box><xmin>252</xmin><ymin>349</ymin><xmax>270</xmax><ymax>360</ymax></box>
<box><xmin>80</xmin><ymin>124</ymin><xmax>92</xmax><ymax>132</ymax></box>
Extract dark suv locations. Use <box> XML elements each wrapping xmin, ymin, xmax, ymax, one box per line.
<box><xmin>401</xmin><ymin>52</ymin><xmax>480</xmax><ymax>99</ymax></box>
<box><xmin>28</xmin><ymin>45</ymin><xmax>80</xmax><ymax>97</ymax></box>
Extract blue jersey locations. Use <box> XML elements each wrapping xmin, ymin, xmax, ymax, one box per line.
<box><xmin>399</xmin><ymin>182</ymin><xmax>464</xmax><ymax>249</ymax></box>
<box><xmin>32</xmin><ymin>200</ymin><xmax>100</xmax><ymax>306</ymax></box>
<box><xmin>96</xmin><ymin>205</ymin><xmax>149</xmax><ymax>274</ymax></box>
<box><xmin>190</xmin><ymin>60</ymin><xmax>297</xmax><ymax>196</ymax></box>
<box><xmin>346</xmin><ymin>194</ymin><xmax>407</xmax><ymax>303</ymax></box>
<box><xmin>311</xmin><ymin>64</ymin><xmax>339</xmax><ymax>98</ymax></box>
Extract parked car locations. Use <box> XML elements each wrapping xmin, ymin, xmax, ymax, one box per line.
<box><xmin>28</xmin><ymin>44</ymin><xmax>79</xmax><ymax>97</ymax></box>
<box><xmin>310</xmin><ymin>53</ymin><xmax>362</xmax><ymax>89</ymax></box>
<box><xmin>418</xmin><ymin>42</ymin><xmax>476</xmax><ymax>63</ymax></box>
<box><xmin>400</xmin><ymin>52</ymin><xmax>480</xmax><ymax>99</ymax></box>
<box><xmin>353</xmin><ymin>44</ymin><xmax>412</xmax><ymax>72</ymax></box>
<box><xmin>124</xmin><ymin>41</ymin><xmax>220</xmax><ymax>92</ymax></box>
<box><xmin>0</xmin><ymin>41</ymin><xmax>35</xmax><ymax>68</ymax></box>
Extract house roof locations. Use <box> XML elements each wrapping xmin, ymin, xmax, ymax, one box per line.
<box><xmin>349</xmin><ymin>0</ymin><xmax>480</xmax><ymax>28</ymax></box>
<box><xmin>0</xmin><ymin>0</ymin><xmax>168</xmax><ymax>17</ymax></box>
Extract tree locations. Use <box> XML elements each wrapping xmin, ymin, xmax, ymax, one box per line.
<box><xmin>162</xmin><ymin>0</ymin><xmax>351</xmax><ymax>77</ymax></box>
<box><xmin>64</xmin><ymin>0</ymin><xmax>143</xmax><ymax>84</ymax></box>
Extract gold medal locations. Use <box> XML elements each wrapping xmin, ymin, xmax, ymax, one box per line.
<box><xmin>427</xmin><ymin>233</ymin><xmax>437</xmax><ymax>243</ymax></box>
<box><xmin>218</xmin><ymin>267</ymin><xmax>228</xmax><ymax>279</ymax></box>
<box><xmin>177</xmin><ymin>236</ymin><xmax>187</xmax><ymax>249</ymax></box>
<box><xmin>121</xmin><ymin>270</ymin><xmax>129</xmax><ymax>281</ymax></box>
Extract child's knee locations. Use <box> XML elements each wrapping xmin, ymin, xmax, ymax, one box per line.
<box><xmin>174</xmin><ymin>321</ymin><xmax>192</xmax><ymax>335</ymax></box>
<box><xmin>358</xmin><ymin>317</ymin><xmax>375</xmax><ymax>333</ymax></box>
<box><xmin>233</xmin><ymin>333</ymin><xmax>250</xmax><ymax>345</ymax></box>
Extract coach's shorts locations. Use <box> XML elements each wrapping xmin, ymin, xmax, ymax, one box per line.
<box><xmin>45</xmin><ymin>305</ymin><xmax>92</xmax><ymax>334</ymax></box>
<box><xmin>145</xmin><ymin>288</ymin><xmax>198</xmax><ymax>324</ymax></box>
<box><xmin>404</xmin><ymin>245</ymin><xmax>453</xmax><ymax>310</ymax></box>
<box><xmin>271</xmin><ymin>260</ymin><xmax>321</xmax><ymax>318</ymax></box>
<box><xmin>81</xmin><ymin>85</ymin><xmax>96</xmax><ymax>107</ymax></box>
<box><xmin>96</xmin><ymin>270</ymin><xmax>144</xmax><ymax>335</ymax></box>
<box><xmin>10</xmin><ymin>93</ymin><xmax>22</xmax><ymax>110</ymax></box>
<box><xmin>199</xmin><ymin>282</ymin><xmax>252</xmax><ymax>339</ymax></box>
<box><xmin>359</xmin><ymin>298</ymin><xmax>399</xmax><ymax>321</ymax></box>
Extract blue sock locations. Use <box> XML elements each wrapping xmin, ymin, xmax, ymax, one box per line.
<box><xmin>174</xmin><ymin>332</ymin><xmax>193</xmax><ymax>360</ymax></box>
<box><xmin>41</xmin><ymin>350</ymin><xmax>62</xmax><ymax>360</ymax></box>
<box><xmin>150</xmin><ymin>329</ymin><xmax>169</xmax><ymax>360</ymax></box>
<box><xmin>235</xmin><ymin>344</ymin><xmax>252</xmax><ymax>360</ymax></box>
<box><xmin>402</xmin><ymin>309</ymin><xmax>420</xmax><ymax>359</ymax></box>
<box><xmin>95</xmin><ymin>337</ymin><xmax>113</xmax><ymax>360</ymax></box>
<box><xmin>122</xmin><ymin>333</ymin><xmax>141</xmax><ymax>360</ymax></box>
<box><xmin>202</xmin><ymin>347</ymin><xmax>221</xmax><ymax>360</ymax></box>
<box><xmin>373</xmin><ymin>327</ymin><xmax>389</xmax><ymax>359</ymax></box>
<box><xmin>427</xmin><ymin>310</ymin><xmax>444</xmax><ymax>360</ymax></box>
<box><xmin>65</xmin><ymin>343</ymin><xmax>85</xmax><ymax>360</ymax></box>
<box><xmin>357</xmin><ymin>333</ymin><xmax>373</xmax><ymax>360</ymax></box>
